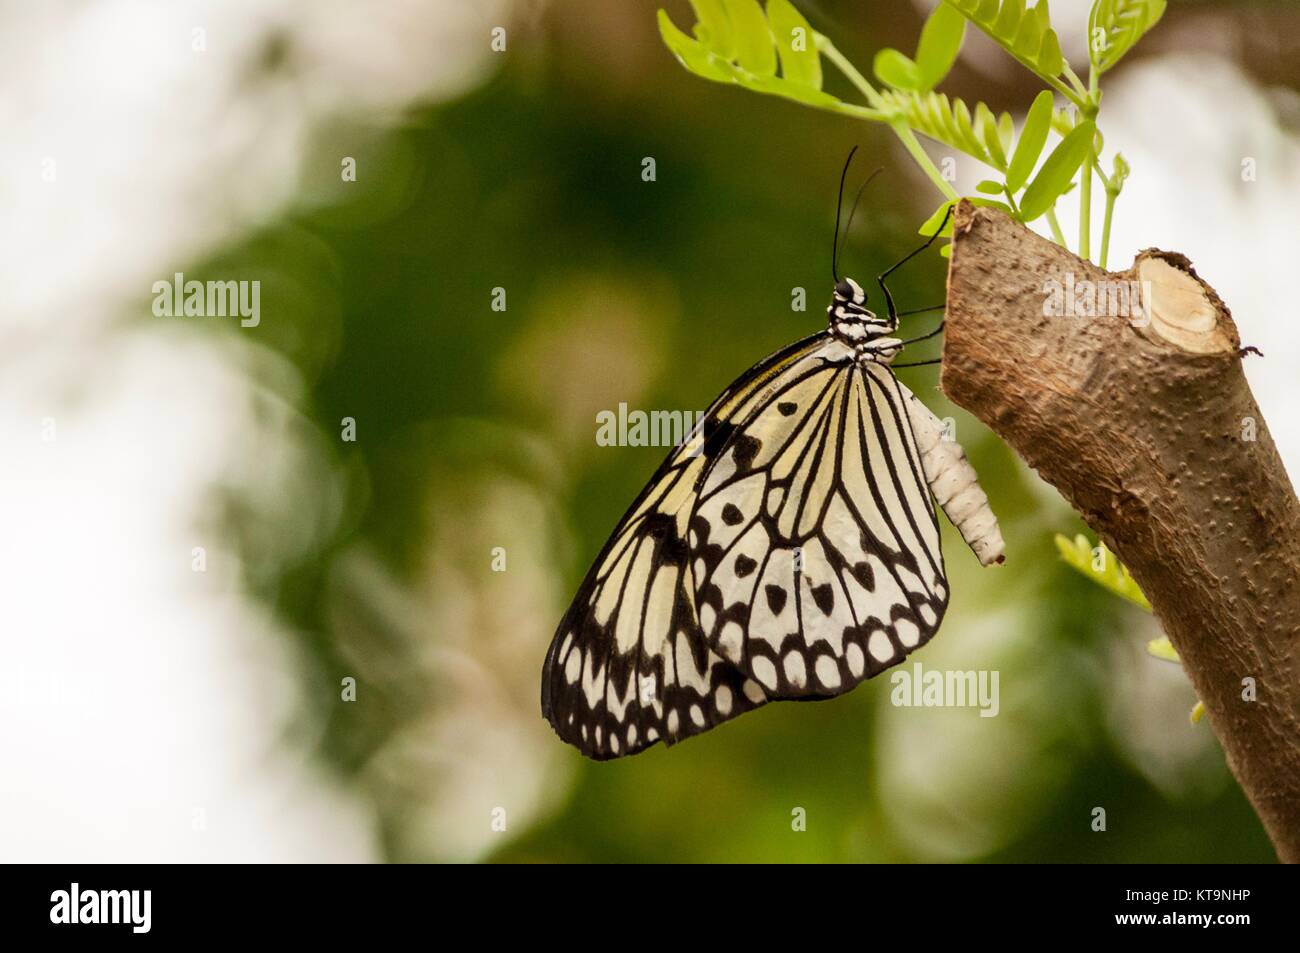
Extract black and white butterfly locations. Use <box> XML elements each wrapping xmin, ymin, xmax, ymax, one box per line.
<box><xmin>541</xmin><ymin>155</ymin><xmax>1004</xmax><ymax>760</ymax></box>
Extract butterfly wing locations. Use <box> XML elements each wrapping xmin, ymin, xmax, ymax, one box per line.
<box><xmin>541</xmin><ymin>332</ymin><xmax>829</xmax><ymax>759</ymax></box>
<box><xmin>690</xmin><ymin>352</ymin><xmax>949</xmax><ymax>698</ymax></box>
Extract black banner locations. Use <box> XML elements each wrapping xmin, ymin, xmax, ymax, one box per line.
<box><xmin>0</xmin><ymin>863</ymin><xmax>1284</xmax><ymax>940</ymax></box>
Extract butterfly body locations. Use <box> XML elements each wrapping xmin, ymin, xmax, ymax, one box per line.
<box><xmin>828</xmin><ymin>277</ymin><xmax>893</xmax><ymax>341</ymax></box>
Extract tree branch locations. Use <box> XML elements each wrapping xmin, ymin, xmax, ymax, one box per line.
<box><xmin>942</xmin><ymin>200</ymin><xmax>1300</xmax><ymax>862</ymax></box>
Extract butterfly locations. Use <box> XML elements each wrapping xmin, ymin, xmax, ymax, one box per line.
<box><xmin>541</xmin><ymin>153</ymin><xmax>1004</xmax><ymax>760</ymax></box>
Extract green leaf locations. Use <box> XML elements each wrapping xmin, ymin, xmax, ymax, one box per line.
<box><xmin>1011</xmin><ymin>5</ymin><xmax>1043</xmax><ymax>61</ymax></box>
<box><xmin>1037</xmin><ymin>26</ymin><xmax>1064</xmax><ymax>76</ymax></box>
<box><xmin>998</xmin><ymin>111</ymin><xmax>1014</xmax><ymax>154</ymax></box>
<box><xmin>919</xmin><ymin>199</ymin><xmax>959</xmax><ymax>238</ymax></box>
<box><xmin>1050</xmin><ymin>105</ymin><xmax>1076</xmax><ymax>137</ymax></box>
<box><xmin>992</xmin><ymin>0</ymin><xmax>1022</xmax><ymax>39</ymax></box>
<box><xmin>953</xmin><ymin>98</ymin><xmax>979</xmax><ymax>152</ymax></box>
<box><xmin>873</xmin><ymin>48</ymin><xmax>923</xmax><ymax>91</ymax></box>
<box><xmin>744</xmin><ymin>72</ymin><xmax>842</xmax><ymax>107</ymax></box>
<box><xmin>723</xmin><ymin>0</ymin><xmax>776</xmax><ymax>76</ymax></box>
<box><xmin>874</xmin><ymin>1</ymin><xmax>966</xmax><ymax>93</ymax></box>
<box><xmin>918</xmin><ymin>196</ymin><xmax>1012</xmax><ymax>238</ymax></box>
<box><xmin>1146</xmin><ymin>634</ymin><xmax>1207</xmax><ymax>723</ymax></box>
<box><xmin>945</xmin><ymin>0</ymin><xmax>1067</xmax><ymax>82</ymax></box>
<box><xmin>1088</xmin><ymin>0</ymin><xmax>1167</xmax><ymax>74</ymax></box>
<box><xmin>879</xmin><ymin>90</ymin><xmax>1011</xmax><ymax>169</ymax></box>
<box><xmin>689</xmin><ymin>0</ymin><xmax>734</xmax><ymax>59</ymax></box>
<box><xmin>975</xmin><ymin>179</ymin><xmax>1003</xmax><ymax>194</ymax></box>
<box><xmin>659</xmin><ymin>10</ymin><xmax>737</xmax><ymax>83</ymax></box>
<box><xmin>1146</xmin><ymin>637</ymin><xmax>1179</xmax><ymax>662</ymax></box>
<box><xmin>1053</xmin><ymin>532</ymin><xmax>1151</xmax><ymax>610</ymax></box>
<box><xmin>976</xmin><ymin>102</ymin><xmax>1008</xmax><ymax>168</ymax></box>
<box><xmin>659</xmin><ymin>7</ymin><xmax>842</xmax><ymax>109</ymax></box>
<box><xmin>1112</xmin><ymin>151</ymin><xmax>1131</xmax><ymax>187</ymax></box>
<box><xmin>1019</xmin><ymin>120</ymin><xmax>1095</xmax><ymax>220</ymax></box>
<box><xmin>1056</xmin><ymin>533</ymin><xmax>1206</xmax><ymax>724</ymax></box>
<box><xmin>915</xmin><ymin>1</ymin><xmax>967</xmax><ymax>89</ymax></box>
<box><xmin>1005</xmin><ymin>90</ymin><xmax>1054</xmax><ymax>192</ymax></box>
<box><xmin>766</xmin><ymin>0</ymin><xmax>821</xmax><ymax>88</ymax></box>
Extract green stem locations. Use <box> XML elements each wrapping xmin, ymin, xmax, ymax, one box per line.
<box><xmin>1079</xmin><ymin>157</ymin><xmax>1092</xmax><ymax>261</ymax></box>
<box><xmin>1099</xmin><ymin>185</ymin><xmax>1117</xmax><ymax>270</ymax></box>
<box><xmin>823</xmin><ymin>101</ymin><xmax>889</xmax><ymax>122</ymax></box>
<box><xmin>1090</xmin><ymin>154</ymin><xmax>1113</xmax><ymax>191</ymax></box>
<box><xmin>1045</xmin><ymin>207</ymin><xmax>1068</xmax><ymax>248</ymax></box>
<box><xmin>815</xmin><ymin>35</ymin><xmax>955</xmax><ymax>201</ymax></box>
<box><xmin>1001</xmin><ymin>186</ymin><xmax>1022</xmax><ymax>218</ymax></box>
<box><xmin>891</xmin><ymin>120</ymin><xmax>959</xmax><ymax>201</ymax></box>
<box><xmin>1078</xmin><ymin>71</ymin><xmax>1100</xmax><ymax>262</ymax></box>
<box><xmin>817</xmin><ymin>36</ymin><xmax>885</xmax><ymax>110</ymax></box>
<box><xmin>906</xmin><ymin>124</ymin><xmax>1005</xmax><ymax>177</ymax></box>
<box><xmin>1062</xmin><ymin>63</ymin><xmax>1089</xmax><ymax>99</ymax></box>
<box><xmin>1042</xmin><ymin>72</ymin><xmax>1087</xmax><ymax>111</ymax></box>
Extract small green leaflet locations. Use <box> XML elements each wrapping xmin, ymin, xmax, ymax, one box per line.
<box><xmin>1088</xmin><ymin>0</ymin><xmax>1167</xmax><ymax>74</ymax></box>
<box><xmin>1019</xmin><ymin>120</ymin><xmax>1095</xmax><ymax>221</ymax></box>
<box><xmin>658</xmin><ymin>3</ymin><xmax>840</xmax><ymax>109</ymax></box>
<box><xmin>1005</xmin><ymin>90</ymin><xmax>1055</xmax><ymax>193</ymax></box>
<box><xmin>873</xmin><ymin>2</ymin><xmax>965</xmax><ymax>93</ymax></box>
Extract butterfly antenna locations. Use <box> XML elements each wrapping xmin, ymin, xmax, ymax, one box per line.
<box><xmin>842</xmin><ymin>166</ymin><xmax>884</xmax><ymax>257</ymax></box>
<box><xmin>831</xmin><ymin>146</ymin><xmax>858</xmax><ymax>282</ymax></box>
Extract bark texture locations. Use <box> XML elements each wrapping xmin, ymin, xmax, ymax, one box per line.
<box><xmin>942</xmin><ymin>200</ymin><xmax>1300</xmax><ymax>862</ymax></box>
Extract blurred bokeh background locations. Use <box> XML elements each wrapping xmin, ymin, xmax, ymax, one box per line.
<box><xmin>2</xmin><ymin>0</ymin><xmax>1296</xmax><ymax>862</ymax></box>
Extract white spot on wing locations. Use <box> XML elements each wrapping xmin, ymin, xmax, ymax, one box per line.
<box><xmin>783</xmin><ymin>651</ymin><xmax>807</xmax><ymax>689</ymax></box>
<box><xmin>868</xmin><ymin>630</ymin><xmax>894</xmax><ymax>662</ymax></box>
<box><xmin>717</xmin><ymin>621</ymin><xmax>743</xmax><ymax>662</ymax></box>
<box><xmin>895</xmin><ymin>618</ymin><xmax>920</xmax><ymax>647</ymax></box>
<box><xmin>846</xmin><ymin>643</ymin><xmax>865</xmax><ymax>677</ymax></box>
<box><xmin>815</xmin><ymin>655</ymin><xmax>840</xmax><ymax>690</ymax></box>
<box><xmin>752</xmin><ymin>656</ymin><xmax>778</xmax><ymax>690</ymax></box>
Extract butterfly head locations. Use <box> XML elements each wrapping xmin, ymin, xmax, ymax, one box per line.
<box><xmin>829</xmin><ymin>277</ymin><xmax>895</xmax><ymax>344</ymax></box>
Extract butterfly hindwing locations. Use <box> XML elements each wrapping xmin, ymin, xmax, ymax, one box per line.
<box><xmin>690</xmin><ymin>341</ymin><xmax>948</xmax><ymax>699</ymax></box>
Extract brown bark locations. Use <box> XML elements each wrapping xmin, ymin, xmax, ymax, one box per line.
<box><xmin>942</xmin><ymin>200</ymin><xmax>1300</xmax><ymax>862</ymax></box>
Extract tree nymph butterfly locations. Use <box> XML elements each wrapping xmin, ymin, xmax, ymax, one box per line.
<box><xmin>542</xmin><ymin>150</ymin><xmax>1005</xmax><ymax>760</ymax></box>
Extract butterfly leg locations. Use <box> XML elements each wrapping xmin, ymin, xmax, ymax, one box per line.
<box><xmin>887</xmin><ymin>315</ymin><xmax>947</xmax><ymax>367</ymax></box>
<box><xmin>896</xmin><ymin>304</ymin><xmax>945</xmax><ymax>317</ymax></box>
<box><xmin>877</xmin><ymin>204</ymin><xmax>956</xmax><ymax>324</ymax></box>
<box><xmin>895</xmin><ymin>320</ymin><xmax>945</xmax><ymax>348</ymax></box>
